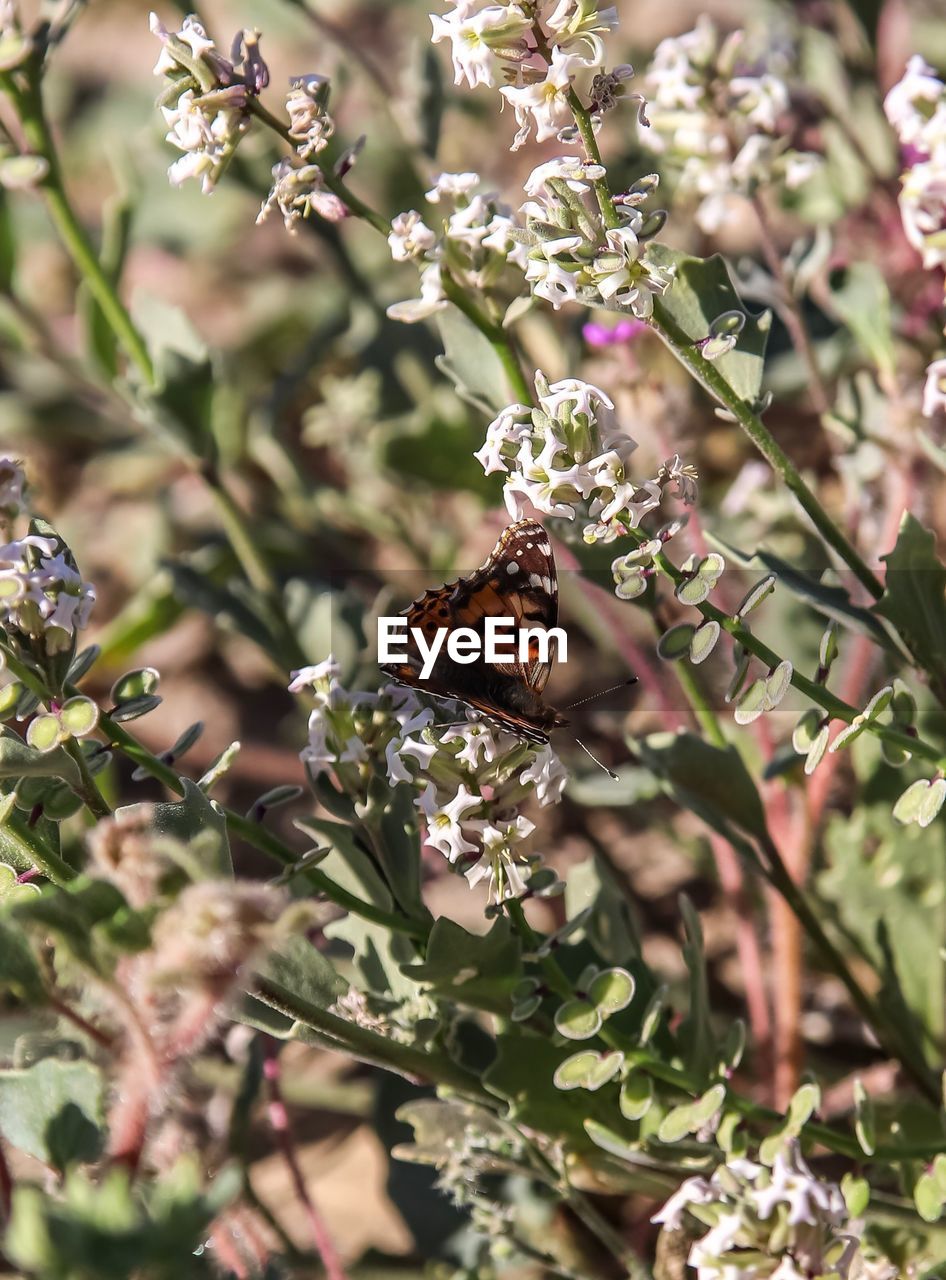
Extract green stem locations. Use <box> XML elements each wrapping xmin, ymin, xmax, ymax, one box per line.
<box><xmin>567</xmin><ymin>90</ymin><xmax>621</xmax><ymax>231</ymax></box>
<box><xmin>647</xmin><ymin>302</ymin><xmax>884</xmax><ymax>600</ymax></box>
<box><xmin>3</xmin><ymin>809</ymin><xmax>77</xmax><ymax>885</ymax></box>
<box><xmin>629</xmin><ymin>533</ymin><xmax>944</xmax><ymax>766</ymax></box>
<box><xmin>3</xmin><ymin>71</ymin><xmax>156</xmax><ymax>387</ymax></box>
<box><xmin>247</xmin><ymin>97</ymin><xmax>390</xmax><ymax>236</ymax></box>
<box><xmin>564</xmin><ymin>88</ymin><xmax>883</xmax><ymax>601</ymax></box>
<box><xmin>441</xmin><ymin>272</ymin><xmax>535</xmax><ymax>406</ymax></box>
<box><xmin>254</xmin><ymin>976</ymin><xmax>487</xmax><ymax>1095</ymax></box>
<box><xmin>62</xmin><ymin>737</ymin><xmax>112</xmax><ymax>821</ymax></box>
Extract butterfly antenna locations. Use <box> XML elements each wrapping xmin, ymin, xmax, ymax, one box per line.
<box><xmin>565</xmin><ymin>676</ymin><xmax>638</xmax><ymax>711</ymax></box>
<box><xmin>572</xmin><ymin>735</ymin><xmax>619</xmax><ymax>781</ymax></box>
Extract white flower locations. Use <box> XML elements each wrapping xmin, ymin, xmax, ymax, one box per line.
<box><xmin>651</xmin><ymin>1175</ymin><xmax>713</xmax><ymax>1228</ymax></box>
<box><xmin>659</xmin><ymin>454</ymin><xmax>699</xmax><ymax>504</ymax></box>
<box><xmin>0</xmin><ymin>536</ymin><xmax>95</xmax><ymax>652</ymax></box>
<box><xmin>730</xmin><ymin>73</ymin><xmax>788</xmax><ymax>131</ymax></box>
<box><xmin>884</xmin><ymin>55</ymin><xmax>946</xmax><ymax>154</ymax></box>
<box><xmin>898</xmin><ymin>160</ymin><xmax>946</xmax><ymax>269</ymax></box>
<box><xmin>525</xmin><ymin>254</ymin><xmax>581</xmax><ymax>309</ymax></box>
<box><xmin>523</xmin><ymin>155</ymin><xmax>606</xmax><ymax>197</ymax></box>
<box><xmin>388</xmin><ymin>210</ymin><xmax>438</xmax><ymax>262</ymax></box>
<box><xmin>501</xmin><ymin>45</ymin><xmax>599</xmax><ymax>150</ymax></box>
<box><xmin>257</xmin><ymin>158</ymin><xmax>347</xmax><ymax>231</ymax></box>
<box><xmin>430</xmin><ymin>2</ymin><xmax>532</xmax><ymax>89</ymax></box>
<box><xmin>161</xmin><ymin>87</ymin><xmax>249</xmax><ymax>195</ymax></box>
<box><xmin>387</xmin><ymin>260</ymin><xmax>449</xmax><ymax>323</ymax></box>
<box><xmin>416</xmin><ymin>781</ymin><xmax>484</xmax><ymax>862</ymax></box>
<box><xmin>286</xmin><ymin>75</ymin><xmax>335</xmax><ymax>159</ymax></box>
<box><xmin>288</xmin><ymin>657</ymin><xmax>341</xmax><ymax>696</ymax></box>
<box><xmin>519</xmin><ymin>742</ymin><xmax>568</xmax><ymax>805</ymax></box>
<box><xmin>425</xmin><ymin>171</ymin><xmax>481</xmax><ymax>203</ymax></box>
<box><xmin>750</xmin><ymin>1146</ymin><xmax>845</xmax><ymax>1228</ymax></box>
<box><xmin>922</xmin><ymin>357</ymin><xmax>946</xmax><ymax>417</ymax></box>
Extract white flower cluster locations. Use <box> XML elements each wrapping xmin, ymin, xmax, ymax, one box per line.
<box><xmin>256</xmin><ymin>75</ymin><xmax>352</xmax><ymax>233</ymax></box>
<box><xmin>430</xmin><ymin>1</ymin><xmax>622</xmax><ymax>151</ymax></box>
<box><xmin>653</xmin><ymin>1144</ymin><xmax>894</xmax><ymax>1280</ymax></box>
<box><xmin>519</xmin><ymin>156</ymin><xmax>675</xmax><ymax>318</ymax></box>
<box><xmin>639</xmin><ymin>17</ymin><xmax>822</xmax><ymax>233</ymax></box>
<box><xmin>291</xmin><ymin>657</ymin><xmax>566</xmax><ymax>901</ymax></box>
<box><xmin>884</xmin><ymin>56</ymin><xmax>946</xmax><ymax>273</ymax></box>
<box><xmin>387</xmin><ymin>172</ymin><xmax>529</xmax><ymax>323</ymax></box>
<box><xmin>150</xmin><ymin>13</ymin><xmax>269</xmax><ymax>195</ymax></box>
<box><xmin>257</xmin><ymin>158</ymin><xmax>347</xmax><ymax>233</ymax></box>
<box><xmin>0</xmin><ymin>534</ymin><xmax>95</xmax><ymax>654</ymax></box>
<box><xmin>884</xmin><ymin>58</ymin><xmax>946</xmax><ymax>419</ymax></box>
<box><xmin>475</xmin><ymin>371</ymin><xmax>691</xmax><ymax>543</ymax></box>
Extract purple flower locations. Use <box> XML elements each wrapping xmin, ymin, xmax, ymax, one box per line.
<box><xmin>582</xmin><ymin>317</ymin><xmax>647</xmax><ymax>348</ymax></box>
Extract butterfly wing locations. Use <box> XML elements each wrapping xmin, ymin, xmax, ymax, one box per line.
<box><xmin>380</xmin><ymin>520</ymin><xmax>562</xmax><ymax>741</ymax></box>
<box><xmin>451</xmin><ymin>520</ymin><xmax>558</xmax><ymax>694</ymax></box>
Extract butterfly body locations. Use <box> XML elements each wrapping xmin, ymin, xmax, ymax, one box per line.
<box><xmin>381</xmin><ymin>520</ymin><xmax>568</xmax><ymax>744</ymax></box>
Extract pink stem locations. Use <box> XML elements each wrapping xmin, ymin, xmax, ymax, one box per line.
<box><xmin>262</xmin><ymin>1041</ymin><xmax>349</xmax><ymax>1280</ymax></box>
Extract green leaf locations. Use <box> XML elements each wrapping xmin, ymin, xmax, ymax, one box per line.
<box><xmin>712</xmin><ymin>541</ymin><xmax>893</xmax><ymax>649</ymax></box>
<box><xmin>648</xmin><ymin>246</ymin><xmax>771</xmax><ymax>404</ymax></box>
<box><xmin>677</xmin><ymin>895</ymin><xmax>715</xmax><ymax>1081</ymax></box>
<box><xmin>485</xmin><ymin>1031</ymin><xmax>625</xmax><ymax>1147</ymax></box>
<box><xmin>553</xmin><ymin>1050</ymin><xmax>623</xmax><ymax>1092</ymax></box>
<box><xmin>554</xmin><ymin>999</ymin><xmax>602</xmax><ymax>1040</ymax></box>
<box><xmin>915</xmin><ymin>1172</ymin><xmax>944</xmax><ymax>1223</ymax></box>
<box><xmin>787</xmin><ymin>1081</ymin><xmax>820</xmax><ymax>1128</ymax></box>
<box><xmin>842</xmin><ymin>1173</ymin><xmax>870</xmax><ymax>1218</ymax></box>
<box><xmin>259</xmin><ymin>935</ymin><xmax>345</xmax><ymax>1012</ymax></box>
<box><xmin>0</xmin><ymin>729</ymin><xmax>80</xmax><ymax>785</ymax></box>
<box><xmin>401</xmin><ymin>917</ymin><xmax>521</xmax><ymax>1011</ymax></box>
<box><xmin>0</xmin><ymin>1058</ymin><xmax>104</xmax><ymax>1169</ymax></box>
<box><xmin>12</xmin><ymin>878</ymin><xmax>146</xmax><ymax>973</ymax></box>
<box><xmin>59</xmin><ymin>697</ymin><xmax>99</xmax><ymax>738</ymax></box>
<box><xmin>0</xmin><ymin>914</ymin><xmax>45</xmax><ymax>1001</ymax></box>
<box><xmin>853</xmin><ymin>1077</ymin><xmax>876</xmax><ymax>1155</ymax></box>
<box><xmin>657</xmin><ymin>623</ymin><xmax>696</xmax><ymax>661</ymax></box>
<box><xmin>875</xmin><ymin>514</ymin><xmax>946</xmax><ymax>698</ymax></box>
<box><xmin>587</xmin><ymin>968</ymin><xmax>635</xmax><ymax>1017</ymax></box>
<box><xmin>658</xmin><ymin>1102</ymin><xmax>697</xmax><ymax>1144</ymax></box>
<box><xmin>638</xmin><ymin>732</ymin><xmax>768</xmax><ymax>844</ymax></box>
<box><xmin>436</xmin><ymin>305</ymin><xmax>510</xmax><ymax>413</ymax></box>
<box><xmin>826</xmin><ymin>263</ymin><xmax>895</xmax><ymax>381</ymax></box>
<box><xmin>110</xmin><ymin>668</ymin><xmax>160</xmax><ymax>704</ymax></box>
<box><xmin>124</xmin><ymin>779</ymin><xmax>231</xmax><ymax>877</ymax></box>
<box><xmin>619</xmin><ymin>1073</ymin><xmax>654</xmax><ymax>1121</ymax></box>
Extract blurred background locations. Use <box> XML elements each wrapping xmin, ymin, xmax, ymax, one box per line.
<box><xmin>3</xmin><ymin>0</ymin><xmax>946</xmax><ymax>1269</ymax></box>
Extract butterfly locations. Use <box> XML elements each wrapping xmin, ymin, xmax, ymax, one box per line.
<box><xmin>380</xmin><ymin>519</ymin><xmax>569</xmax><ymax>744</ymax></box>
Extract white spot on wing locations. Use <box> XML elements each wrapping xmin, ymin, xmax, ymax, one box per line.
<box><xmin>507</xmin><ymin>562</ymin><xmax>519</xmax><ymax>574</ymax></box>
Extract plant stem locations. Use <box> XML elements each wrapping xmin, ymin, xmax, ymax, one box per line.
<box><xmin>3</xmin><ymin>808</ymin><xmax>77</xmax><ymax>884</ymax></box>
<box><xmin>564</xmin><ymin>87</ymin><xmax>883</xmax><ymax>601</ymax></box>
<box><xmin>247</xmin><ymin>97</ymin><xmax>390</xmax><ymax>236</ymax></box>
<box><xmin>253</xmin><ymin>976</ymin><xmax>488</xmax><ymax>1096</ymax></box>
<box><xmin>647</xmin><ymin>301</ymin><xmax>883</xmax><ymax>599</ymax></box>
<box><xmin>626</xmin><ymin>534</ymin><xmax>944</xmax><ymax>766</ymax></box>
<box><xmin>441</xmin><ymin>271</ymin><xmax>535</xmax><ymax>406</ymax></box>
<box><xmin>62</xmin><ymin>736</ymin><xmax>112</xmax><ymax>820</ymax></box>
<box><xmin>4</xmin><ymin>70</ymin><xmax>156</xmax><ymax>387</ymax></box>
